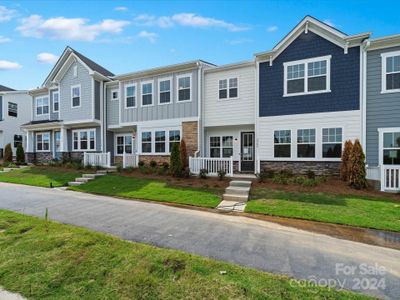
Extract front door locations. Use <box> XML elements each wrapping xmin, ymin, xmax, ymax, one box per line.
<box><xmin>54</xmin><ymin>131</ymin><xmax>61</xmax><ymax>160</ymax></box>
<box><xmin>241</xmin><ymin>131</ymin><xmax>255</xmax><ymax>172</ymax></box>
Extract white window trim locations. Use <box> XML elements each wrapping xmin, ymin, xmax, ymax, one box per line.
<box><xmin>138</xmin><ymin>127</ymin><xmax>181</xmax><ymax>155</ymax></box>
<box><xmin>176</xmin><ymin>73</ymin><xmax>192</xmax><ymax>103</ymax></box>
<box><xmin>158</xmin><ymin>77</ymin><xmax>173</xmax><ymax>105</ymax></box>
<box><xmin>381</xmin><ymin>50</ymin><xmax>400</xmax><ymax>94</ymax></box>
<box><xmin>378</xmin><ymin>127</ymin><xmax>400</xmax><ymax>166</ymax></box>
<box><xmin>273</xmin><ymin>130</ymin><xmax>292</xmax><ymax>158</ymax></box>
<box><xmin>124</xmin><ymin>83</ymin><xmax>137</xmax><ymax>109</ymax></box>
<box><xmin>71</xmin><ymin>84</ymin><xmax>81</xmax><ymax>108</ymax></box>
<box><xmin>72</xmin><ymin>128</ymin><xmax>96</xmax><ymax>152</ymax></box>
<box><xmin>111</xmin><ymin>89</ymin><xmax>119</xmax><ymax>101</ymax></box>
<box><xmin>218</xmin><ymin>78</ymin><xmax>239</xmax><ymax>101</ymax></box>
<box><xmin>8</xmin><ymin>102</ymin><xmax>18</xmax><ymax>117</ymax></box>
<box><xmin>114</xmin><ymin>133</ymin><xmax>134</xmax><ymax>156</ymax></box>
<box><xmin>35</xmin><ymin>96</ymin><xmax>50</xmax><ymax>117</ymax></box>
<box><xmin>296</xmin><ymin>128</ymin><xmax>316</xmax><ymax>158</ymax></box>
<box><xmin>141</xmin><ymin>80</ymin><xmax>154</xmax><ymax>107</ymax></box>
<box><xmin>321</xmin><ymin>127</ymin><xmax>344</xmax><ymax>161</ymax></box>
<box><xmin>283</xmin><ymin>55</ymin><xmax>331</xmax><ymax>97</ymax></box>
<box><xmin>53</xmin><ymin>91</ymin><xmax>59</xmax><ymax>113</ymax></box>
<box><xmin>209</xmin><ymin>136</ymin><xmax>234</xmax><ymax>158</ymax></box>
<box><xmin>36</xmin><ymin>132</ymin><xmax>50</xmax><ymax>152</ymax></box>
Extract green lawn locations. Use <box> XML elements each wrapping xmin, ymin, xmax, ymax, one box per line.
<box><xmin>0</xmin><ymin>166</ymin><xmax>82</xmax><ymax>188</ymax></box>
<box><xmin>247</xmin><ymin>189</ymin><xmax>400</xmax><ymax>232</ymax></box>
<box><xmin>70</xmin><ymin>174</ymin><xmax>221</xmax><ymax>208</ymax></box>
<box><xmin>0</xmin><ymin>210</ymin><xmax>370</xmax><ymax>299</ymax></box>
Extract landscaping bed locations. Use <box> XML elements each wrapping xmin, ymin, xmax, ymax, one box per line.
<box><xmin>0</xmin><ymin>210</ymin><xmax>369</xmax><ymax>299</ymax></box>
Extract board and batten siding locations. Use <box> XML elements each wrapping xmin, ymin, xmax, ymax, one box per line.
<box><xmin>203</xmin><ymin>64</ymin><xmax>255</xmax><ymax>127</ymax></box>
<box><xmin>119</xmin><ymin>69</ymin><xmax>199</xmax><ymax>124</ymax></box>
<box><xmin>258</xmin><ymin>110</ymin><xmax>361</xmax><ymax>161</ymax></box>
<box><xmin>106</xmin><ymin>84</ymin><xmax>119</xmax><ymax>126</ymax></box>
<box><xmin>366</xmin><ymin>46</ymin><xmax>400</xmax><ymax>166</ymax></box>
<box><xmin>59</xmin><ymin>61</ymin><xmax>93</xmax><ymax>122</ymax></box>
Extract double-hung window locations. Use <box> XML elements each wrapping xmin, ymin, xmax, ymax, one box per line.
<box><xmin>169</xmin><ymin>130</ymin><xmax>180</xmax><ymax>151</ymax></box>
<box><xmin>155</xmin><ymin>131</ymin><xmax>166</xmax><ymax>153</ymax></box>
<box><xmin>284</xmin><ymin>55</ymin><xmax>331</xmax><ymax>96</ymax></box>
<box><xmin>14</xmin><ymin>135</ymin><xmax>23</xmax><ymax>148</ymax></box>
<box><xmin>36</xmin><ymin>97</ymin><xmax>49</xmax><ymax>116</ymax></box>
<box><xmin>178</xmin><ymin>75</ymin><xmax>191</xmax><ymax>102</ymax></box>
<box><xmin>383</xmin><ymin>132</ymin><xmax>400</xmax><ymax>165</ymax></box>
<box><xmin>36</xmin><ymin>132</ymin><xmax>50</xmax><ymax>152</ymax></box>
<box><xmin>274</xmin><ymin>130</ymin><xmax>291</xmax><ymax>158</ymax></box>
<box><xmin>53</xmin><ymin>91</ymin><xmax>59</xmax><ymax>112</ymax></box>
<box><xmin>159</xmin><ymin>79</ymin><xmax>171</xmax><ymax>104</ymax></box>
<box><xmin>209</xmin><ymin>136</ymin><xmax>233</xmax><ymax>158</ymax></box>
<box><xmin>72</xmin><ymin>129</ymin><xmax>95</xmax><ymax>151</ymax></box>
<box><xmin>71</xmin><ymin>85</ymin><xmax>81</xmax><ymax>107</ymax></box>
<box><xmin>322</xmin><ymin>128</ymin><xmax>342</xmax><ymax>158</ymax></box>
<box><xmin>8</xmin><ymin>102</ymin><xmax>17</xmax><ymax>117</ymax></box>
<box><xmin>116</xmin><ymin>134</ymin><xmax>133</xmax><ymax>155</ymax></box>
<box><xmin>125</xmin><ymin>84</ymin><xmax>136</xmax><ymax>108</ymax></box>
<box><xmin>142</xmin><ymin>82</ymin><xmax>153</xmax><ymax>106</ymax></box>
<box><xmin>382</xmin><ymin>51</ymin><xmax>400</xmax><ymax>93</ymax></box>
<box><xmin>297</xmin><ymin>129</ymin><xmax>316</xmax><ymax>158</ymax></box>
<box><xmin>210</xmin><ymin>137</ymin><xmax>221</xmax><ymax>158</ymax></box>
<box><xmin>141</xmin><ymin>132</ymin><xmax>152</xmax><ymax>153</ymax></box>
<box><xmin>218</xmin><ymin>78</ymin><xmax>238</xmax><ymax>99</ymax></box>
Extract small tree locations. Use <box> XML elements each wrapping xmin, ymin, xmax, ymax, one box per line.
<box><xmin>180</xmin><ymin>139</ymin><xmax>188</xmax><ymax>168</ymax></box>
<box><xmin>16</xmin><ymin>144</ymin><xmax>25</xmax><ymax>164</ymax></box>
<box><xmin>170</xmin><ymin>143</ymin><xmax>182</xmax><ymax>177</ymax></box>
<box><xmin>4</xmin><ymin>143</ymin><xmax>12</xmax><ymax>163</ymax></box>
<box><xmin>348</xmin><ymin>139</ymin><xmax>367</xmax><ymax>189</ymax></box>
<box><xmin>340</xmin><ymin>140</ymin><xmax>353</xmax><ymax>181</ymax></box>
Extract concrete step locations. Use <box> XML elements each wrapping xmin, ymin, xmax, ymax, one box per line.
<box><xmin>75</xmin><ymin>177</ymin><xmax>92</xmax><ymax>183</ymax></box>
<box><xmin>217</xmin><ymin>200</ymin><xmax>246</xmax><ymax>212</ymax></box>
<box><xmin>223</xmin><ymin>194</ymin><xmax>248</xmax><ymax>202</ymax></box>
<box><xmin>225</xmin><ymin>186</ymin><xmax>250</xmax><ymax>196</ymax></box>
<box><xmin>229</xmin><ymin>180</ymin><xmax>252</xmax><ymax>188</ymax></box>
<box><xmin>82</xmin><ymin>174</ymin><xmax>97</xmax><ymax>179</ymax></box>
<box><xmin>68</xmin><ymin>181</ymin><xmax>84</xmax><ymax>186</ymax></box>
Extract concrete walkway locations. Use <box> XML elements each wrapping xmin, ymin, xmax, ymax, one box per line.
<box><xmin>0</xmin><ymin>288</ymin><xmax>26</xmax><ymax>300</ymax></box>
<box><xmin>0</xmin><ymin>183</ymin><xmax>399</xmax><ymax>299</ymax></box>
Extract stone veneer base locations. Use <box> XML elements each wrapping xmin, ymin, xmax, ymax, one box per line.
<box><xmin>260</xmin><ymin>160</ymin><xmax>340</xmax><ymax>176</ymax></box>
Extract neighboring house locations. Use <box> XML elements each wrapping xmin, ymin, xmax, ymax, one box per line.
<box><xmin>22</xmin><ymin>47</ymin><xmax>113</xmax><ymax>163</ymax></box>
<box><xmin>254</xmin><ymin>16</ymin><xmax>370</xmax><ymax>175</ymax></box>
<box><xmin>0</xmin><ymin>85</ymin><xmax>31</xmax><ymax>158</ymax></box>
<box><xmin>364</xmin><ymin>35</ymin><xmax>400</xmax><ymax>191</ymax></box>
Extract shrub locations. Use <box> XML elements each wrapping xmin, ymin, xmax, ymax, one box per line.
<box><xmin>4</xmin><ymin>143</ymin><xmax>12</xmax><ymax>163</ymax></box>
<box><xmin>170</xmin><ymin>143</ymin><xmax>183</xmax><ymax>177</ymax></box>
<box><xmin>305</xmin><ymin>170</ymin><xmax>315</xmax><ymax>180</ymax></box>
<box><xmin>199</xmin><ymin>168</ymin><xmax>208</xmax><ymax>179</ymax></box>
<box><xmin>182</xmin><ymin>167</ymin><xmax>191</xmax><ymax>178</ymax></box>
<box><xmin>150</xmin><ymin>160</ymin><xmax>157</xmax><ymax>168</ymax></box>
<box><xmin>125</xmin><ymin>166</ymin><xmax>134</xmax><ymax>173</ymax></box>
<box><xmin>340</xmin><ymin>140</ymin><xmax>353</xmax><ymax>181</ymax></box>
<box><xmin>256</xmin><ymin>169</ymin><xmax>268</xmax><ymax>183</ymax></box>
<box><xmin>116</xmin><ymin>163</ymin><xmax>123</xmax><ymax>173</ymax></box>
<box><xmin>16</xmin><ymin>144</ymin><xmax>25</xmax><ymax>164</ymax></box>
<box><xmin>85</xmin><ymin>164</ymin><xmax>93</xmax><ymax>170</ymax></box>
<box><xmin>217</xmin><ymin>169</ymin><xmax>226</xmax><ymax>181</ymax></box>
<box><xmin>279</xmin><ymin>169</ymin><xmax>293</xmax><ymax>178</ymax></box>
<box><xmin>180</xmin><ymin>139</ymin><xmax>188</xmax><ymax>168</ymax></box>
<box><xmin>138</xmin><ymin>160</ymin><xmax>145</xmax><ymax>167</ymax></box>
<box><xmin>272</xmin><ymin>173</ymin><xmax>289</xmax><ymax>185</ymax></box>
<box><xmin>348</xmin><ymin>139</ymin><xmax>367</xmax><ymax>189</ymax></box>
<box><xmin>162</xmin><ymin>162</ymin><xmax>169</xmax><ymax>170</ymax></box>
<box><xmin>95</xmin><ymin>165</ymin><xmax>104</xmax><ymax>171</ymax></box>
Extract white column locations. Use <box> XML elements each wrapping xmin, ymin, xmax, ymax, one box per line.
<box><xmin>60</xmin><ymin>126</ymin><xmax>67</xmax><ymax>152</ymax></box>
<box><xmin>26</xmin><ymin>131</ymin><xmax>34</xmax><ymax>152</ymax></box>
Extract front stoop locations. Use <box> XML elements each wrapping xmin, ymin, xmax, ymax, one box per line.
<box><xmin>67</xmin><ymin>169</ymin><xmax>109</xmax><ymax>186</ymax></box>
<box><xmin>217</xmin><ymin>180</ymin><xmax>252</xmax><ymax>212</ymax></box>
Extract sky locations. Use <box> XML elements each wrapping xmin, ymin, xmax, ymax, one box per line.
<box><xmin>1</xmin><ymin>0</ymin><xmax>400</xmax><ymax>90</ymax></box>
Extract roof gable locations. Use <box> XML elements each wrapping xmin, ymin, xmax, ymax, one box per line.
<box><xmin>0</xmin><ymin>84</ymin><xmax>15</xmax><ymax>92</ymax></box>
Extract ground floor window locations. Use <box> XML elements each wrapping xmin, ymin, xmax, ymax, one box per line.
<box><xmin>209</xmin><ymin>136</ymin><xmax>233</xmax><ymax>158</ymax></box>
<box><xmin>383</xmin><ymin>132</ymin><xmax>400</xmax><ymax>165</ymax></box>
<box><xmin>14</xmin><ymin>135</ymin><xmax>23</xmax><ymax>148</ymax></box>
<box><xmin>155</xmin><ymin>131</ymin><xmax>166</xmax><ymax>153</ymax></box>
<box><xmin>274</xmin><ymin>130</ymin><xmax>291</xmax><ymax>158</ymax></box>
<box><xmin>116</xmin><ymin>134</ymin><xmax>133</xmax><ymax>155</ymax></box>
<box><xmin>140</xmin><ymin>128</ymin><xmax>181</xmax><ymax>154</ymax></box>
<box><xmin>322</xmin><ymin>128</ymin><xmax>342</xmax><ymax>158</ymax></box>
<box><xmin>141</xmin><ymin>132</ymin><xmax>152</xmax><ymax>153</ymax></box>
<box><xmin>169</xmin><ymin>130</ymin><xmax>180</xmax><ymax>151</ymax></box>
<box><xmin>36</xmin><ymin>132</ymin><xmax>50</xmax><ymax>152</ymax></box>
<box><xmin>297</xmin><ymin>129</ymin><xmax>315</xmax><ymax>158</ymax></box>
<box><xmin>72</xmin><ymin>129</ymin><xmax>96</xmax><ymax>151</ymax></box>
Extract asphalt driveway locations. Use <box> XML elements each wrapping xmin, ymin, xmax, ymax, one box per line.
<box><xmin>0</xmin><ymin>182</ymin><xmax>399</xmax><ymax>299</ymax></box>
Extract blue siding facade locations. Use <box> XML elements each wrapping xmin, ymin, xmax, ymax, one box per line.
<box><xmin>259</xmin><ymin>31</ymin><xmax>360</xmax><ymax>117</ymax></box>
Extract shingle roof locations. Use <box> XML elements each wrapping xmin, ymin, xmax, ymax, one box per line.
<box><xmin>70</xmin><ymin>48</ymin><xmax>114</xmax><ymax>77</ymax></box>
<box><xmin>0</xmin><ymin>85</ymin><xmax>15</xmax><ymax>92</ymax></box>
<box><xmin>22</xmin><ymin>120</ymin><xmax>62</xmax><ymax>126</ymax></box>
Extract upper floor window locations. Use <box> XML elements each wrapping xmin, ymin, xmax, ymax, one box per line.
<box><xmin>8</xmin><ymin>102</ymin><xmax>17</xmax><ymax>117</ymax></box>
<box><xmin>322</xmin><ymin>128</ymin><xmax>342</xmax><ymax>158</ymax></box>
<box><xmin>72</xmin><ymin>129</ymin><xmax>95</xmax><ymax>151</ymax></box>
<box><xmin>274</xmin><ymin>130</ymin><xmax>291</xmax><ymax>158</ymax></box>
<box><xmin>36</xmin><ymin>96</ymin><xmax>49</xmax><ymax>116</ymax></box>
<box><xmin>297</xmin><ymin>129</ymin><xmax>315</xmax><ymax>158</ymax></box>
<box><xmin>383</xmin><ymin>132</ymin><xmax>400</xmax><ymax>165</ymax></box>
<box><xmin>284</xmin><ymin>55</ymin><xmax>331</xmax><ymax>97</ymax></box>
<box><xmin>71</xmin><ymin>85</ymin><xmax>81</xmax><ymax>107</ymax></box>
<box><xmin>125</xmin><ymin>84</ymin><xmax>136</xmax><ymax>108</ymax></box>
<box><xmin>382</xmin><ymin>51</ymin><xmax>400</xmax><ymax>93</ymax></box>
<box><xmin>177</xmin><ymin>75</ymin><xmax>191</xmax><ymax>102</ymax></box>
<box><xmin>53</xmin><ymin>91</ymin><xmax>59</xmax><ymax>112</ymax></box>
<box><xmin>219</xmin><ymin>78</ymin><xmax>238</xmax><ymax>100</ymax></box>
<box><xmin>141</xmin><ymin>82</ymin><xmax>153</xmax><ymax>106</ymax></box>
<box><xmin>159</xmin><ymin>78</ymin><xmax>171</xmax><ymax>104</ymax></box>
<box><xmin>111</xmin><ymin>90</ymin><xmax>118</xmax><ymax>101</ymax></box>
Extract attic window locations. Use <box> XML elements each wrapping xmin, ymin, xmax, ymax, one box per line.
<box><xmin>73</xmin><ymin>65</ymin><xmax>78</xmax><ymax>77</ymax></box>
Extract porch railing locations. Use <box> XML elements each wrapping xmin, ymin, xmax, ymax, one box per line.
<box><xmin>189</xmin><ymin>156</ymin><xmax>234</xmax><ymax>177</ymax></box>
<box><xmin>83</xmin><ymin>152</ymin><xmax>111</xmax><ymax>168</ymax></box>
<box><xmin>123</xmin><ymin>152</ymin><xmax>138</xmax><ymax>168</ymax></box>
<box><xmin>381</xmin><ymin>165</ymin><xmax>400</xmax><ymax>191</ymax></box>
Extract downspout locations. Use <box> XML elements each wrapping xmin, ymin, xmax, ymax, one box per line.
<box><xmin>195</xmin><ymin>62</ymin><xmax>202</xmax><ymax>158</ymax></box>
<box><xmin>255</xmin><ymin>59</ymin><xmax>260</xmax><ymax>174</ymax></box>
<box><xmin>102</xmin><ymin>81</ymin><xmax>106</xmax><ymax>154</ymax></box>
<box><xmin>361</xmin><ymin>40</ymin><xmax>370</xmax><ymax>154</ymax></box>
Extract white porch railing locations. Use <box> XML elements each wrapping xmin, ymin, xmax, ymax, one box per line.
<box><xmin>83</xmin><ymin>152</ymin><xmax>111</xmax><ymax>168</ymax></box>
<box><xmin>381</xmin><ymin>165</ymin><xmax>400</xmax><ymax>191</ymax></box>
<box><xmin>123</xmin><ymin>152</ymin><xmax>138</xmax><ymax>168</ymax></box>
<box><xmin>189</xmin><ymin>156</ymin><xmax>233</xmax><ymax>177</ymax></box>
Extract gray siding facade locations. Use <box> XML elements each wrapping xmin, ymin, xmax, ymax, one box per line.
<box><xmin>49</xmin><ymin>89</ymin><xmax>59</xmax><ymax>120</ymax></box>
<box><xmin>0</xmin><ymin>96</ymin><xmax>2</xmax><ymax>120</ymax></box>
<box><xmin>366</xmin><ymin>45</ymin><xmax>400</xmax><ymax>166</ymax></box>
<box><xmin>94</xmin><ymin>80</ymin><xmax>101</xmax><ymax>120</ymax></box>
<box><xmin>106</xmin><ymin>84</ymin><xmax>119</xmax><ymax>126</ymax></box>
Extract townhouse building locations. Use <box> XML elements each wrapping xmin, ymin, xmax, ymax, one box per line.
<box><xmin>0</xmin><ymin>85</ymin><xmax>31</xmax><ymax>158</ymax></box>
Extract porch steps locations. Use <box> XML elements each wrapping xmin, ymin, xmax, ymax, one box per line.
<box><xmin>217</xmin><ymin>180</ymin><xmax>252</xmax><ymax>212</ymax></box>
<box><xmin>68</xmin><ymin>169</ymin><xmax>110</xmax><ymax>186</ymax></box>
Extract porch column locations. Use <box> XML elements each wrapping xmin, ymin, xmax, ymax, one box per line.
<box><xmin>60</xmin><ymin>126</ymin><xmax>68</xmax><ymax>152</ymax></box>
<box><xmin>26</xmin><ymin>130</ymin><xmax>34</xmax><ymax>153</ymax></box>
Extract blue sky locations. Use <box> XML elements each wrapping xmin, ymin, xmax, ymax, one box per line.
<box><xmin>1</xmin><ymin>0</ymin><xmax>400</xmax><ymax>90</ymax></box>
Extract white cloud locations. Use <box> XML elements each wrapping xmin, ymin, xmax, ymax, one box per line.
<box><xmin>227</xmin><ymin>38</ymin><xmax>252</xmax><ymax>45</ymax></box>
<box><xmin>134</xmin><ymin>13</ymin><xmax>249</xmax><ymax>32</ymax></box>
<box><xmin>37</xmin><ymin>52</ymin><xmax>59</xmax><ymax>64</ymax></box>
<box><xmin>137</xmin><ymin>30</ymin><xmax>157</xmax><ymax>43</ymax></box>
<box><xmin>0</xmin><ymin>36</ymin><xmax>11</xmax><ymax>43</ymax></box>
<box><xmin>114</xmin><ymin>6</ymin><xmax>128</xmax><ymax>11</ymax></box>
<box><xmin>266</xmin><ymin>25</ymin><xmax>278</xmax><ymax>32</ymax></box>
<box><xmin>0</xmin><ymin>6</ymin><xmax>16</xmax><ymax>22</ymax></box>
<box><xmin>0</xmin><ymin>60</ymin><xmax>22</xmax><ymax>70</ymax></box>
<box><xmin>323</xmin><ymin>19</ymin><xmax>335</xmax><ymax>27</ymax></box>
<box><xmin>17</xmin><ymin>15</ymin><xmax>131</xmax><ymax>41</ymax></box>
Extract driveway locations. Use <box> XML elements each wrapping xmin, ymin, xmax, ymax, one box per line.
<box><xmin>0</xmin><ymin>182</ymin><xmax>399</xmax><ymax>299</ymax></box>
